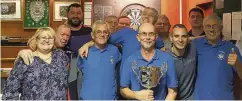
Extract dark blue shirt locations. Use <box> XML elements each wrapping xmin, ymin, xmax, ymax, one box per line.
<box><xmin>65</xmin><ymin>26</ymin><xmax>92</xmax><ymax>57</ymax></box>
<box><xmin>110</xmin><ymin>27</ymin><xmax>164</xmax><ymax>71</ymax></box>
<box><xmin>193</xmin><ymin>37</ymin><xmax>242</xmax><ymax>100</ymax></box>
<box><xmin>77</xmin><ymin>44</ymin><xmax>121</xmax><ymax>100</ymax></box>
<box><xmin>120</xmin><ymin>49</ymin><xmax>177</xmax><ymax>100</ymax></box>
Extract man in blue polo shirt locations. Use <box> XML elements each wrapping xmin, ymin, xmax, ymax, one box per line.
<box><xmin>77</xmin><ymin>20</ymin><xmax>121</xmax><ymax>100</ymax></box>
<box><xmin>79</xmin><ymin>7</ymin><xmax>164</xmax><ymax>71</ymax></box>
<box><xmin>193</xmin><ymin>13</ymin><xmax>242</xmax><ymax>100</ymax></box>
<box><xmin>120</xmin><ymin>23</ymin><xmax>177</xmax><ymax>100</ymax></box>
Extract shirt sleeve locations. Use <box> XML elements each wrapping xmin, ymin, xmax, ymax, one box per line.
<box><xmin>77</xmin><ymin>56</ymin><xmax>84</xmax><ymax>70</ymax></box>
<box><xmin>109</xmin><ymin>30</ymin><xmax>124</xmax><ymax>45</ymax></box>
<box><xmin>234</xmin><ymin>46</ymin><xmax>242</xmax><ymax>63</ymax></box>
<box><xmin>166</xmin><ymin>55</ymin><xmax>178</xmax><ymax>88</ymax></box>
<box><xmin>116</xmin><ymin>49</ymin><xmax>122</xmax><ymax>63</ymax></box>
<box><xmin>120</xmin><ymin>58</ymin><xmax>132</xmax><ymax>87</ymax></box>
<box><xmin>155</xmin><ymin>38</ymin><xmax>164</xmax><ymax>49</ymax></box>
<box><xmin>2</xmin><ymin>58</ymin><xmax>27</xmax><ymax>100</ymax></box>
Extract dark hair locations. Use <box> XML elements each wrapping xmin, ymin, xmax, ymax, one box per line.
<box><xmin>172</xmin><ymin>24</ymin><xmax>188</xmax><ymax>31</ymax></box>
<box><xmin>189</xmin><ymin>8</ymin><xmax>204</xmax><ymax>18</ymax></box>
<box><xmin>67</xmin><ymin>3</ymin><xmax>82</xmax><ymax>13</ymax></box>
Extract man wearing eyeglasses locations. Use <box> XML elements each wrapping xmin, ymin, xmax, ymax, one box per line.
<box><xmin>155</xmin><ymin>15</ymin><xmax>172</xmax><ymax>49</ymax></box>
<box><xmin>193</xmin><ymin>13</ymin><xmax>242</xmax><ymax>100</ymax></box>
<box><xmin>77</xmin><ymin>20</ymin><xmax>121</xmax><ymax>100</ymax></box>
<box><xmin>120</xmin><ymin>23</ymin><xmax>177</xmax><ymax>100</ymax></box>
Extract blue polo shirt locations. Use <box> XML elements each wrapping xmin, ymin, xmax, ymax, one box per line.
<box><xmin>77</xmin><ymin>44</ymin><xmax>121</xmax><ymax>100</ymax></box>
<box><xmin>110</xmin><ymin>27</ymin><xmax>164</xmax><ymax>71</ymax></box>
<box><xmin>120</xmin><ymin>49</ymin><xmax>177</xmax><ymax>100</ymax></box>
<box><xmin>193</xmin><ymin>37</ymin><xmax>242</xmax><ymax>100</ymax></box>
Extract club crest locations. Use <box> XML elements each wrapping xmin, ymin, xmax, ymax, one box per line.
<box><xmin>217</xmin><ymin>51</ymin><xmax>225</xmax><ymax>60</ymax></box>
<box><xmin>110</xmin><ymin>56</ymin><xmax>114</xmax><ymax>64</ymax></box>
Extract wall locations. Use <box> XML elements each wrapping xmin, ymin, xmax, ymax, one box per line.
<box><xmin>1</xmin><ymin>0</ymin><xmax>84</xmax><ymax>38</ymax></box>
<box><xmin>160</xmin><ymin>0</ymin><xmax>180</xmax><ymax>30</ymax></box>
<box><xmin>161</xmin><ymin>0</ymin><xmax>213</xmax><ymax>31</ymax></box>
<box><xmin>182</xmin><ymin>0</ymin><xmax>213</xmax><ymax>30</ymax></box>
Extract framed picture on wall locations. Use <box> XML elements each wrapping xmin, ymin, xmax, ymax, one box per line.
<box><xmin>1</xmin><ymin>0</ymin><xmax>23</xmax><ymax>21</ymax></box>
<box><xmin>24</xmin><ymin>0</ymin><xmax>49</xmax><ymax>29</ymax></box>
<box><xmin>53</xmin><ymin>1</ymin><xmax>79</xmax><ymax>21</ymax></box>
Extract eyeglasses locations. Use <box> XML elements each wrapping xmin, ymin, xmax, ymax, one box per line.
<box><xmin>94</xmin><ymin>30</ymin><xmax>109</xmax><ymax>36</ymax></box>
<box><xmin>139</xmin><ymin>32</ymin><xmax>156</xmax><ymax>37</ymax></box>
<box><xmin>38</xmin><ymin>37</ymin><xmax>54</xmax><ymax>41</ymax></box>
<box><xmin>204</xmin><ymin>24</ymin><xmax>220</xmax><ymax>30</ymax></box>
<box><xmin>155</xmin><ymin>23</ymin><xmax>170</xmax><ymax>26</ymax></box>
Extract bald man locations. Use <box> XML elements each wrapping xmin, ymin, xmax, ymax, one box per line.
<box><xmin>120</xmin><ymin>23</ymin><xmax>177</xmax><ymax>100</ymax></box>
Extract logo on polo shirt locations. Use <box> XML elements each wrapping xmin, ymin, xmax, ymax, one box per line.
<box><xmin>217</xmin><ymin>51</ymin><xmax>225</xmax><ymax>60</ymax></box>
<box><xmin>110</xmin><ymin>56</ymin><xmax>114</xmax><ymax>64</ymax></box>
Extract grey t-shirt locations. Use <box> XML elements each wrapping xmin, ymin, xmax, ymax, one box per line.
<box><xmin>166</xmin><ymin>43</ymin><xmax>197</xmax><ymax>100</ymax></box>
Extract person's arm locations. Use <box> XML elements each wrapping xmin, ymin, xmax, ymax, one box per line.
<box><xmin>155</xmin><ymin>38</ymin><xmax>164</xmax><ymax>49</ymax></box>
<box><xmin>165</xmin><ymin>88</ymin><xmax>177</xmax><ymax>100</ymax></box>
<box><xmin>165</xmin><ymin>55</ymin><xmax>178</xmax><ymax>100</ymax></box>
<box><xmin>78</xmin><ymin>40</ymin><xmax>94</xmax><ymax>58</ymax></box>
<box><xmin>16</xmin><ymin>49</ymin><xmax>33</xmax><ymax>65</ymax></box>
<box><xmin>120</xmin><ymin>87</ymin><xmax>154</xmax><ymax>100</ymax></box>
<box><xmin>2</xmin><ymin>58</ymin><xmax>27</xmax><ymax>100</ymax></box>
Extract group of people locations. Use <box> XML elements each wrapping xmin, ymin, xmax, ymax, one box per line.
<box><xmin>2</xmin><ymin>3</ymin><xmax>242</xmax><ymax>100</ymax></box>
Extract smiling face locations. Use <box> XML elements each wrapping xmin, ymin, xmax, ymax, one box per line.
<box><xmin>203</xmin><ymin>19</ymin><xmax>222</xmax><ymax>42</ymax></box>
<box><xmin>137</xmin><ymin>23</ymin><xmax>157</xmax><ymax>50</ymax></box>
<box><xmin>36</xmin><ymin>31</ymin><xmax>55</xmax><ymax>54</ymax></box>
<box><xmin>140</xmin><ymin>8</ymin><xmax>157</xmax><ymax>25</ymax></box>
<box><xmin>170</xmin><ymin>27</ymin><xmax>189</xmax><ymax>50</ymax></box>
<box><xmin>67</xmin><ymin>6</ymin><xmax>83</xmax><ymax>27</ymax></box>
<box><xmin>92</xmin><ymin>24</ymin><xmax>110</xmax><ymax>45</ymax></box>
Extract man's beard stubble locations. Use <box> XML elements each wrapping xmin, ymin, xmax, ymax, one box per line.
<box><xmin>68</xmin><ymin>18</ymin><xmax>83</xmax><ymax>27</ymax></box>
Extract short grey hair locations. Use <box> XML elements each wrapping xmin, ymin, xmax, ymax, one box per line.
<box><xmin>91</xmin><ymin>20</ymin><xmax>109</xmax><ymax>35</ymax></box>
<box><xmin>142</xmin><ymin>7</ymin><xmax>159</xmax><ymax>24</ymax></box>
<box><xmin>203</xmin><ymin>13</ymin><xmax>222</xmax><ymax>25</ymax></box>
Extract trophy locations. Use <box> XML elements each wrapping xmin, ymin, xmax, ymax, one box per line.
<box><xmin>132</xmin><ymin>61</ymin><xmax>168</xmax><ymax>89</ymax></box>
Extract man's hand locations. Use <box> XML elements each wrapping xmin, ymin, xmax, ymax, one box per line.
<box><xmin>228</xmin><ymin>48</ymin><xmax>239</xmax><ymax>67</ymax></box>
<box><xmin>78</xmin><ymin>41</ymin><xmax>94</xmax><ymax>58</ymax></box>
<box><xmin>17</xmin><ymin>49</ymin><xmax>33</xmax><ymax>65</ymax></box>
<box><xmin>134</xmin><ymin>90</ymin><xmax>154</xmax><ymax>100</ymax></box>
<box><xmin>189</xmin><ymin>35</ymin><xmax>205</xmax><ymax>41</ymax></box>
<box><xmin>160</xmin><ymin>47</ymin><xmax>167</xmax><ymax>52</ymax></box>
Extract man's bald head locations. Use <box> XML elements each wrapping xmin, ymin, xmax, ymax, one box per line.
<box><xmin>55</xmin><ymin>24</ymin><xmax>71</xmax><ymax>48</ymax></box>
<box><xmin>139</xmin><ymin>23</ymin><xmax>155</xmax><ymax>33</ymax></box>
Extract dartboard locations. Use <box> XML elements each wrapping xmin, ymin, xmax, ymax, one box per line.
<box><xmin>120</xmin><ymin>4</ymin><xmax>145</xmax><ymax>31</ymax></box>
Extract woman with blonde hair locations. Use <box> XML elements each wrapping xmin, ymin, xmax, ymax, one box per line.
<box><xmin>2</xmin><ymin>27</ymin><xmax>69</xmax><ymax>100</ymax></box>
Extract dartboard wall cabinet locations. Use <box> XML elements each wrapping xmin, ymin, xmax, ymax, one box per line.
<box><xmin>93</xmin><ymin>0</ymin><xmax>161</xmax><ymax>30</ymax></box>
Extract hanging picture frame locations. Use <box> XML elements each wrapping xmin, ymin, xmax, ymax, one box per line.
<box><xmin>23</xmin><ymin>0</ymin><xmax>49</xmax><ymax>29</ymax></box>
<box><xmin>53</xmin><ymin>1</ymin><xmax>79</xmax><ymax>21</ymax></box>
<box><xmin>1</xmin><ymin>0</ymin><xmax>23</xmax><ymax>21</ymax></box>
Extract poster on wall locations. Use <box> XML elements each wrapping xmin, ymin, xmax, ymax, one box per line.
<box><xmin>24</xmin><ymin>0</ymin><xmax>49</xmax><ymax>29</ymax></box>
<box><xmin>1</xmin><ymin>0</ymin><xmax>22</xmax><ymax>21</ymax></box>
<box><xmin>53</xmin><ymin>1</ymin><xmax>79</xmax><ymax>21</ymax></box>
<box><xmin>94</xmin><ymin>5</ymin><xmax>113</xmax><ymax>21</ymax></box>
